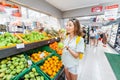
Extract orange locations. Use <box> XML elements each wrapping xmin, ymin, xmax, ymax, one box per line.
<box><xmin>53</xmin><ymin>72</ymin><xmax>56</xmax><ymax>76</ymax></box>
<box><xmin>48</xmin><ymin>70</ymin><xmax>52</xmax><ymax>76</ymax></box>
<box><xmin>48</xmin><ymin>58</ymin><xmax>51</xmax><ymax>61</ymax></box>
<box><xmin>50</xmin><ymin>75</ymin><xmax>54</xmax><ymax>78</ymax></box>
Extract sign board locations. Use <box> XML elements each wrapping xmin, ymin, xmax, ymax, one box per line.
<box><xmin>91</xmin><ymin>6</ymin><xmax>103</xmax><ymax>12</ymax></box>
<box><xmin>104</xmin><ymin>4</ymin><xmax>119</xmax><ymax>20</ymax></box>
<box><xmin>0</xmin><ymin>2</ymin><xmax>21</xmax><ymax>17</ymax></box>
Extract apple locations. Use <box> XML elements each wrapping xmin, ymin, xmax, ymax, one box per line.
<box><xmin>5</xmin><ymin>70</ymin><xmax>11</xmax><ymax>74</ymax></box>
<box><xmin>20</xmin><ymin>65</ymin><xmax>24</xmax><ymax>69</ymax></box>
<box><xmin>35</xmin><ymin>72</ymin><xmax>39</xmax><ymax>76</ymax></box>
<box><xmin>16</xmin><ymin>69</ymin><xmax>21</xmax><ymax>73</ymax></box>
<box><xmin>25</xmin><ymin>79</ymin><xmax>29</xmax><ymax>80</ymax></box>
<box><xmin>16</xmin><ymin>66</ymin><xmax>21</xmax><ymax>69</ymax></box>
<box><xmin>32</xmin><ymin>68</ymin><xmax>36</xmax><ymax>72</ymax></box>
<box><xmin>11</xmin><ymin>71</ymin><xmax>16</xmax><ymax>75</ymax></box>
<box><xmin>1</xmin><ymin>64</ymin><xmax>6</xmax><ymax>68</ymax></box>
<box><xmin>58</xmin><ymin>42</ymin><xmax>64</xmax><ymax>48</ymax></box>
<box><xmin>24</xmin><ymin>74</ymin><xmax>29</xmax><ymax>79</ymax></box>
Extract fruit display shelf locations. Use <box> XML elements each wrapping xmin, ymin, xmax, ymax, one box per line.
<box><xmin>0</xmin><ymin>37</ymin><xmax>60</xmax><ymax>59</ymax></box>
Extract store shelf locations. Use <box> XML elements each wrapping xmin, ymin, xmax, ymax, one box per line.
<box><xmin>0</xmin><ymin>37</ymin><xmax>60</xmax><ymax>59</ymax></box>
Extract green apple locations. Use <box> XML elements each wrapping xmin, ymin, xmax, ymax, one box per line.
<box><xmin>7</xmin><ymin>61</ymin><xmax>11</xmax><ymax>64</ymax></box>
<box><xmin>21</xmin><ymin>58</ymin><xmax>25</xmax><ymax>62</ymax></box>
<box><xmin>16</xmin><ymin>66</ymin><xmax>21</xmax><ymax>69</ymax></box>
<box><xmin>12</xmin><ymin>57</ymin><xmax>17</xmax><ymax>61</ymax></box>
<box><xmin>14</xmin><ymin>62</ymin><xmax>19</xmax><ymax>66</ymax></box>
<box><xmin>1</xmin><ymin>64</ymin><xmax>6</xmax><ymax>68</ymax></box>
<box><xmin>58</xmin><ymin>42</ymin><xmax>64</xmax><ymax>48</ymax></box>
<box><xmin>32</xmin><ymin>68</ymin><xmax>36</xmax><ymax>72</ymax></box>
<box><xmin>36</xmin><ymin>76</ymin><xmax>41</xmax><ymax>80</ymax></box>
<box><xmin>35</xmin><ymin>72</ymin><xmax>39</xmax><ymax>76</ymax></box>
<box><xmin>40</xmin><ymin>76</ymin><xmax>44</xmax><ymax>80</ymax></box>
<box><xmin>0</xmin><ymin>68</ymin><xmax>7</xmax><ymax>72</ymax></box>
<box><xmin>11</xmin><ymin>71</ymin><xmax>16</xmax><ymax>75</ymax></box>
<box><xmin>19</xmin><ymin>62</ymin><xmax>23</xmax><ymax>65</ymax></box>
<box><xmin>1</xmin><ymin>60</ymin><xmax>8</xmax><ymax>64</ymax></box>
<box><xmin>6</xmin><ymin>75</ymin><xmax>13</xmax><ymax>80</ymax></box>
<box><xmin>24</xmin><ymin>79</ymin><xmax>29</xmax><ymax>80</ymax></box>
<box><xmin>5</xmin><ymin>70</ymin><xmax>11</xmax><ymax>74</ymax></box>
<box><xmin>29</xmin><ymin>72</ymin><xmax>34</xmax><ymax>78</ymax></box>
<box><xmin>20</xmin><ymin>55</ymin><xmax>24</xmax><ymax>58</ymax></box>
<box><xmin>16</xmin><ymin>69</ymin><xmax>21</xmax><ymax>73</ymax></box>
<box><xmin>20</xmin><ymin>65</ymin><xmax>24</xmax><ymax>69</ymax></box>
<box><xmin>24</xmin><ymin>74</ymin><xmax>29</xmax><ymax>79</ymax></box>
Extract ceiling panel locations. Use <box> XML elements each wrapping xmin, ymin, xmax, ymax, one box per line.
<box><xmin>45</xmin><ymin>0</ymin><xmax>119</xmax><ymax>11</ymax></box>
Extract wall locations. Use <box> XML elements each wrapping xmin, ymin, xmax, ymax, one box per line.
<box><xmin>9</xmin><ymin>0</ymin><xmax>62</xmax><ymax>19</ymax></box>
<box><xmin>63</xmin><ymin>1</ymin><xmax>120</xmax><ymax>18</ymax></box>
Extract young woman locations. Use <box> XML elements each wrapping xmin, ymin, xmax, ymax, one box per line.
<box><xmin>102</xmin><ymin>31</ymin><xmax>108</xmax><ymax>47</ymax></box>
<box><xmin>62</xmin><ymin>19</ymin><xmax>84</xmax><ymax>80</ymax></box>
<box><xmin>89</xmin><ymin>28</ymin><xmax>96</xmax><ymax>46</ymax></box>
<box><xmin>95</xmin><ymin>26</ymin><xmax>100</xmax><ymax>46</ymax></box>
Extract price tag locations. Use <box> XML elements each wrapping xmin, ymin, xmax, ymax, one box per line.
<box><xmin>27</xmin><ymin>60</ymin><xmax>32</xmax><ymax>66</ymax></box>
<box><xmin>40</xmin><ymin>52</ymin><xmax>44</xmax><ymax>58</ymax></box>
<box><xmin>55</xmin><ymin>37</ymin><xmax>58</xmax><ymax>40</ymax></box>
<box><xmin>16</xmin><ymin>43</ymin><xmax>25</xmax><ymax>49</ymax></box>
<box><xmin>48</xmin><ymin>41</ymin><xmax>50</xmax><ymax>43</ymax></box>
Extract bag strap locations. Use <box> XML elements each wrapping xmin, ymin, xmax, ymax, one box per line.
<box><xmin>76</xmin><ymin>36</ymin><xmax>81</xmax><ymax>45</ymax></box>
<box><xmin>75</xmin><ymin>36</ymin><xmax>84</xmax><ymax>60</ymax></box>
<box><xmin>66</xmin><ymin>35</ymin><xmax>81</xmax><ymax>45</ymax></box>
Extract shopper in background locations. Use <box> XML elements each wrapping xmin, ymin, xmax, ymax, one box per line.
<box><xmin>95</xmin><ymin>26</ymin><xmax>100</xmax><ymax>46</ymax></box>
<box><xmin>82</xmin><ymin>27</ymin><xmax>86</xmax><ymax>42</ymax></box>
<box><xmin>62</xmin><ymin>18</ymin><xmax>84</xmax><ymax>80</ymax></box>
<box><xmin>89</xmin><ymin>28</ymin><xmax>96</xmax><ymax>46</ymax></box>
<box><xmin>102</xmin><ymin>31</ymin><xmax>108</xmax><ymax>47</ymax></box>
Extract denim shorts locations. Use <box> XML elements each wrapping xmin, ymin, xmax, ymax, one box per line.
<box><xmin>95</xmin><ymin>35</ymin><xmax>99</xmax><ymax>39</ymax></box>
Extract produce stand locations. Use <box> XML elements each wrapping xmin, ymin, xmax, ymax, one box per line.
<box><xmin>0</xmin><ymin>37</ymin><xmax>65</xmax><ymax>80</ymax></box>
<box><xmin>54</xmin><ymin>67</ymin><xmax>65</xmax><ymax>80</ymax></box>
<box><xmin>0</xmin><ymin>37</ymin><xmax>60</xmax><ymax>59</ymax></box>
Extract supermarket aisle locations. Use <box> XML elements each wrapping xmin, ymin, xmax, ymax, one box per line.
<box><xmin>78</xmin><ymin>43</ymin><xmax>118</xmax><ymax>80</ymax></box>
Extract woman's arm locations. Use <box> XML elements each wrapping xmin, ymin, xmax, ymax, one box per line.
<box><xmin>66</xmin><ymin>46</ymin><xmax>80</xmax><ymax>58</ymax></box>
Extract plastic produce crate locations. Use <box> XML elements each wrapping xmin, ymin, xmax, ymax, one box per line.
<box><xmin>24</xmin><ymin>45</ymin><xmax>55</xmax><ymax>65</ymax></box>
<box><xmin>0</xmin><ymin>54</ymin><xmax>28</xmax><ymax>80</ymax></box>
<box><xmin>36</xmin><ymin>53</ymin><xmax>63</xmax><ymax>80</ymax></box>
<box><xmin>14</xmin><ymin>65</ymin><xmax>49</xmax><ymax>80</ymax></box>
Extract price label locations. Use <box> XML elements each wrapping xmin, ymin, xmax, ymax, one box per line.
<box><xmin>40</xmin><ymin>52</ymin><xmax>44</xmax><ymax>58</ymax></box>
<box><xmin>55</xmin><ymin>37</ymin><xmax>58</xmax><ymax>40</ymax></box>
<box><xmin>16</xmin><ymin>43</ymin><xmax>25</xmax><ymax>49</ymax></box>
<box><xmin>27</xmin><ymin>60</ymin><xmax>32</xmax><ymax>66</ymax></box>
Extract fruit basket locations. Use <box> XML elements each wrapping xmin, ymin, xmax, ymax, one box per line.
<box><xmin>14</xmin><ymin>65</ymin><xmax>49</xmax><ymax>80</ymax></box>
<box><xmin>24</xmin><ymin>46</ymin><xmax>55</xmax><ymax>65</ymax></box>
<box><xmin>0</xmin><ymin>54</ymin><xmax>28</xmax><ymax>80</ymax></box>
<box><xmin>37</xmin><ymin>53</ymin><xmax>63</xmax><ymax>80</ymax></box>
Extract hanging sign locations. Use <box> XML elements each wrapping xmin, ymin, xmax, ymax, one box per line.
<box><xmin>0</xmin><ymin>2</ymin><xmax>21</xmax><ymax>17</ymax></box>
<box><xmin>91</xmin><ymin>6</ymin><xmax>103</xmax><ymax>12</ymax></box>
<box><xmin>104</xmin><ymin>4</ymin><xmax>119</xmax><ymax>20</ymax></box>
<box><xmin>0</xmin><ymin>5</ymin><xmax>5</xmax><ymax>13</ymax></box>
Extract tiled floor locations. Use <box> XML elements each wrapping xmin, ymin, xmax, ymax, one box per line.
<box><xmin>77</xmin><ymin>43</ymin><xmax>118</xmax><ymax>80</ymax></box>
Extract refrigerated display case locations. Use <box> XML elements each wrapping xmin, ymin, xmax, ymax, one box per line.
<box><xmin>114</xmin><ymin>24</ymin><xmax>120</xmax><ymax>53</ymax></box>
<box><xmin>108</xmin><ymin>24</ymin><xmax>119</xmax><ymax>47</ymax></box>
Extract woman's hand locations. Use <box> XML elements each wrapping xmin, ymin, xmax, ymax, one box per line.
<box><xmin>65</xmin><ymin>46</ymin><xmax>69</xmax><ymax>50</ymax></box>
<box><xmin>65</xmin><ymin>46</ymin><xmax>79</xmax><ymax>58</ymax></box>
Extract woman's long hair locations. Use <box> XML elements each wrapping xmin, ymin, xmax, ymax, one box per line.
<box><xmin>68</xmin><ymin>18</ymin><xmax>82</xmax><ymax>36</ymax></box>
